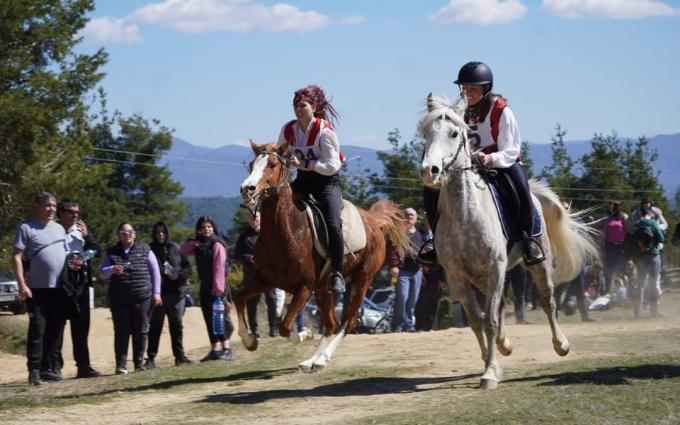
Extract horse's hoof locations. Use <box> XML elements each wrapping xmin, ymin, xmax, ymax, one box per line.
<box><xmin>553</xmin><ymin>339</ymin><xmax>570</xmax><ymax>356</ymax></box>
<box><xmin>243</xmin><ymin>338</ymin><xmax>258</xmax><ymax>352</ymax></box>
<box><xmin>298</xmin><ymin>363</ymin><xmax>313</xmax><ymax>373</ymax></box>
<box><xmin>311</xmin><ymin>363</ymin><xmax>326</xmax><ymax>372</ymax></box>
<box><xmin>497</xmin><ymin>339</ymin><xmax>513</xmax><ymax>356</ymax></box>
<box><xmin>479</xmin><ymin>378</ymin><xmax>499</xmax><ymax>390</ymax></box>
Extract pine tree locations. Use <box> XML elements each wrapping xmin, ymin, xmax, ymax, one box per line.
<box><xmin>574</xmin><ymin>132</ymin><xmax>630</xmax><ymax>210</ymax></box>
<box><xmin>540</xmin><ymin>124</ymin><xmax>577</xmax><ymax>200</ymax></box>
<box><xmin>0</xmin><ymin>0</ymin><xmax>107</xmax><ymax>233</ymax></box>
<box><xmin>621</xmin><ymin>136</ymin><xmax>667</xmax><ymax>212</ymax></box>
<box><xmin>88</xmin><ymin>100</ymin><xmax>186</xmax><ymax>241</ymax></box>
<box><xmin>369</xmin><ymin>129</ymin><xmax>423</xmax><ymax>212</ymax></box>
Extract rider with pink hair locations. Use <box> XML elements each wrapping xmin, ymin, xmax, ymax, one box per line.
<box><xmin>276</xmin><ymin>85</ymin><xmax>346</xmax><ymax>294</ymax></box>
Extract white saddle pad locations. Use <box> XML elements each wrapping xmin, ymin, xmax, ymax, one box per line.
<box><xmin>305</xmin><ymin>199</ymin><xmax>367</xmax><ymax>258</ymax></box>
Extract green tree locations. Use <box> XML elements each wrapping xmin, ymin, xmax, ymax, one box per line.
<box><xmin>88</xmin><ymin>100</ymin><xmax>186</xmax><ymax>241</ymax></box>
<box><xmin>621</xmin><ymin>136</ymin><xmax>667</xmax><ymax>212</ymax></box>
<box><xmin>0</xmin><ymin>0</ymin><xmax>107</xmax><ymax>234</ymax></box>
<box><xmin>341</xmin><ymin>159</ymin><xmax>378</xmax><ymax>209</ymax></box>
<box><xmin>540</xmin><ymin>124</ymin><xmax>577</xmax><ymax>200</ymax></box>
<box><xmin>573</xmin><ymin>132</ymin><xmax>631</xmax><ymax>210</ymax></box>
<box><xmin>369</xmin><ymin>129</ymin><xmax>423</xmax><ymax>212</ymax></box>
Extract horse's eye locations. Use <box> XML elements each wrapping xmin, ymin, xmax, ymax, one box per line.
<box><xmin>268</xmin><ymin>162</ymin><xmax>276</xmax><ymax>169</ymax></box>
<box><xmin>450</xmin><ymin>130</ymin><xmax>458</xmax><ymax>139</ymax></box>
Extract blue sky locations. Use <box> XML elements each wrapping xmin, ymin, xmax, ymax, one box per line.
<box><xmin>78</xmin><ymin>0</ymin><xmax>680</xmax><ymax>149</ymax></box>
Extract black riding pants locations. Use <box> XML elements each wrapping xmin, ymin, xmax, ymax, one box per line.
<box><xmin>423</xmin><ymin>186</ymin><xmax>440</xmax><ymax>233</ymax></box>
<box><xmin>496</xmin><ymin>162</ymin><xmax>534</xmax><ymax>238</ymax></box>
<box><xmin>292</xmin><ymin>171</ymin><xmax>344</xmax><ymax>273</ymax></box>
<box><xmin>147</xmin><ymin>292</ymin><xmax>187</xmax><ymax>360</ymax></box>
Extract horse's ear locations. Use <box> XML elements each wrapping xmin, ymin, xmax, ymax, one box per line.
<box><xmin>277</xmin><ymin>142</ymin><xmax>289</xmax><ymax>156</ymax></box>
<box><xmin>452</xmin><ymin>96</ymin><xmax>467</xmax><ymax>115</ymax></box>
<box><xmin>250</xmin><ymin>138</ymin><xmax>264</xmax><ymax>154</ymax></box>
<box><xmin>427</xmin><ymin>92</ymin><xmax>434</xmax><ymax>112</ymax></box>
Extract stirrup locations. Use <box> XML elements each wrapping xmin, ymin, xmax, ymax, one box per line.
<box><xmin>415</xmin><ymin>239</ymin><xmax>437</xmax><ymax>267</ymax></box>
<box><xmin>522</xmin><ymin>237</ymin><xmax>546</xmax><ymax>266</ymax></box>
<box><xmin>329</xmin><ymin>271</ymin><xmax>346</xmax><ymax>294</ymax></box>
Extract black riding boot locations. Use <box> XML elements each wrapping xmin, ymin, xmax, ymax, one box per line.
<box><xmin>502</xmin><ymin>163</ymin><xmax>546</xmax><ymax>266</ymax></box>
<box><xmin>522</xmin><ymin>232</ymin><xmax>546</xmax><ymax>266</ymax></box>
<box><xmin>417</xmin><ymin>187</ymin><xmax>439</xmax><ymax>266</ymax></box>
<box><xmin>329</xmin><ymin>271</ymin><xmax>346</xmax><ymax>294</ymax></box>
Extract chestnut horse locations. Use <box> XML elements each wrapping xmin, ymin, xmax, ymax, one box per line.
<box><xmin>236</xmin><ymin>141</ymin><xmax>411</xmax><ymax>372</ymax></box>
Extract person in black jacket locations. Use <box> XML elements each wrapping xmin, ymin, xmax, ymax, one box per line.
<box><xmin>100</xmin><ymin>222</ymin><xmax>161</xmax><ymax>374</ymax></box>
<box><xmin>144</xmin><ymin>222</ymin><xmax>193</xmax><ymax>369</ymax></box>
<box><xmin>54</xmin><ymin>199</ymin><xmax>102</xmax><ymax>379</ymax></box>
<box><xmin>235</xmin><ymin>212</ymin><xmax>281</xmax><ymax>337</ymax></box>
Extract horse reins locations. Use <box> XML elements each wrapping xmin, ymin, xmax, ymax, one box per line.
<box><xmin>434</xmin><ymin>113</ymin><xmax>499</xmax><ymax>178</ymax></box>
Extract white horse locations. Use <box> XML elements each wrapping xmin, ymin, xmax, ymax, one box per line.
<box><xmin>419</xmin><ymin>94</ymin><xmax>599</xmax><ymax>389</ymax></box>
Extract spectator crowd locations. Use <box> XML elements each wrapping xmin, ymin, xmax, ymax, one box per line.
<box><xmin>8</xmin><ymin>191</ymin><xmax>678</xmax><ymax>386</ymax></box>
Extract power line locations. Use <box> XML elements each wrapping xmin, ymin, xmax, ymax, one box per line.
<box><xmin>92</xmin><ymin>147</ymin><xmax>247</xmax><ymax>167</ymax></box>
<box><xmin>87</xmin><ymin>157</ymin><xmax>248</xmax><ymax>176</ymax></box>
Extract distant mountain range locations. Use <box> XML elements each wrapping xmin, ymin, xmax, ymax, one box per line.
<box><xmin>166</xmin><ymin>133</ymin><xmax>680</xmax><ymax>201</ymax></box>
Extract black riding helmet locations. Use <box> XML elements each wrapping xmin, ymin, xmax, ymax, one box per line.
<box><xmin>455</xmin><ymin>61</ymin><xmax>493</xmax><ymax>94</ymax></box>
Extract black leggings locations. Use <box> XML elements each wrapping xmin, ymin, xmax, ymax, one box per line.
<box><xmin>496</xmin><ymin>162</ymin><xmax>533</xmax><ymax>237</ymax></box>
<box><xmin>292</xmin><ymin>171</ymin><xmax>344</xmax><ymax>273</ymax></box>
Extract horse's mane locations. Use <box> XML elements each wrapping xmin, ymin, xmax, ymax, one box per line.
<box><xmin>418</xmin><ymin>95</ymin><xmax>469</xmax><ymax>138</ymax></box>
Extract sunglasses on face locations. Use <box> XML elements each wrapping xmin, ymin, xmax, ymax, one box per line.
<box><xmin>64</xmin><ymin>209</ymin><xmax>80</xmax><ymax>215</ymax></box>
<box><xmin>119</xmin><ymin>230</ymin><xmax>134</xmax><ymax>236</ymax></box>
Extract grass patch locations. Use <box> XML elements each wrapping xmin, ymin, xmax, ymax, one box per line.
<box><xmin>0</xmin><ymin>316</ymin><xmax>26</xmax><ymax>354</ymax></box>
<box><xmin>364</xmin><ymin>354</ymin><xmax>680</xmax><ymax>425</ymax></box>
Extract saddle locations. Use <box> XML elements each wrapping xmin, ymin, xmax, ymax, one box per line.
<box><xmin>484</xmin><ymin>171</ymin><xmax>542</xmax><ymax>243</ymax></box>
<box><xmin>298</xmin><ymin>196</ymin><xmax>367</xmax><ymax>259</ymax></box>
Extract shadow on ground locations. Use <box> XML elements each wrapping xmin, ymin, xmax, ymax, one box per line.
<box><xmin>505</xmin><ymin>364</ymin><xmax>680</xmax><ymax>386</ymax></box>
<box><xmin>39</xmin><ymin>367</ymin><xmax>299</xmax><ymax>399</ymax></box>
<box><xmin>198</xmin><ymin>373</ymin><xmax>480</xmax><ymax>404</ymax></box>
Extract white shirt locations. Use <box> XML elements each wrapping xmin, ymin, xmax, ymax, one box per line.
<box><xmin>65</xmin><ymin>224</ymin><xmax>85</xmax><ymax>254</ymax></box>
<box><xmin>276</xmin><ymin>119</ymin><xmax>342</xmax><ymax>176</ymax></box>
<box><xmin>468</xmin><ymin>100</ymin><xmax>522</xmax><ymax>169</ymax></box>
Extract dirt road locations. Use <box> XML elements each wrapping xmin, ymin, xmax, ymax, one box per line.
<box><xmin>1</xmin><ymin>292</ymin><xmax>679</xmax><ymax>424</ymax></box>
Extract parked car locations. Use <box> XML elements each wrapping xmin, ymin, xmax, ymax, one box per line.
<box><xmin>0</xmin><ymin>271</ymin><xmax>26</xmax><ymax>315</ymax></box>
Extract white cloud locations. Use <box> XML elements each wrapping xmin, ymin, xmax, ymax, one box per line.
<box><xmin>339</xmin><ymin>16</ymin><xmax>365</xmax><ymax>25</ymax></box>
<box><xmin>430</xmin><ymin>0</ymin><xmax>528</xmax><ymax>25</ymax></box>
<box><xmin>80</xmin><ymin>17</ymin><xmax>141</xmax><ymax>43</ymax></box>
<box><xmin>541</xmin><ymin>0</ymin><xmax>680</xmax><ymax>19</ymax></box>
<box><xmin>130</xmin><ymin>0</ymin><xmax>330</xmax><ymax>33</ymax></box>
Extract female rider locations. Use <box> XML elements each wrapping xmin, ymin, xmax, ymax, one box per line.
<box><xmin>276</xmin><ymin>85</ymin><xmax>346</xmax><ymax>293</ymax></box>
<box><xmin>423</xmin><ymin>61</ymin><xmax>545</xmax><ymax>265</ymax></box>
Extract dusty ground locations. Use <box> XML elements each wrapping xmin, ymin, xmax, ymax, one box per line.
<box><xmin>1</xmin><ymin>292</ymin><xmax>679</xmax><ymax>424</ymax></box>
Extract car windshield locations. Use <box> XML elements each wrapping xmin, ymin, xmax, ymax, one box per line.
<box><xmin>0</xmin><ymin>271</ymin><xmax>15</xmax><ymax>282</ymax></box>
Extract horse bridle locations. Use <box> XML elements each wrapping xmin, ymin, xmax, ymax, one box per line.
<box><xmin>437</xmin><ymin>113</ymin><xmax>481</xmax><ymax>175</ymax></box>
<box><xmin>242</xmin><ymin>151</ymin><xmax>291</xmax><ymax>217</ymax></box>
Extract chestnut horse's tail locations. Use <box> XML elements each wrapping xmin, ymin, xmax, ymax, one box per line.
<box><xmin>368</xmin><ymin>200</ymin><xmax>413</xmax><ymax>260</ymax></box>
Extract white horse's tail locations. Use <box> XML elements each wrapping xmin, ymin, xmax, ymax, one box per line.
<box><xmin>530</xmin><ymin>179</ymin><xmax>600</xmax><ymax>284</ymax></box>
